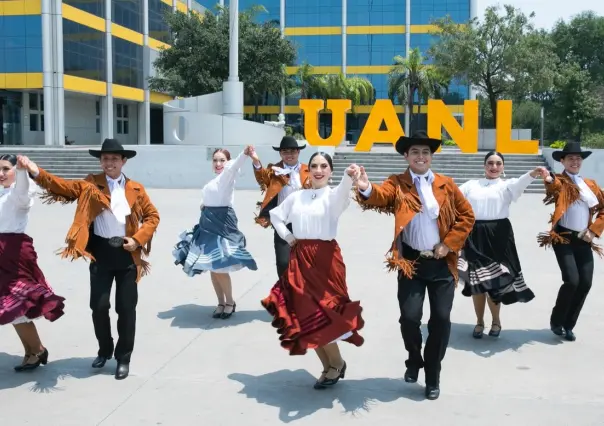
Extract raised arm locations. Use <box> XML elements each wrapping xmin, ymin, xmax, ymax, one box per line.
<box><xmin>21</xmin><ymin>155</ymin><xmax>85</xmax><ymax>202</ymax></box>
<box><xmin>442</xmin><ymin>183</ymin><xmax>475</xmax><ymax>253</ymax></box>
<box><xmin>269</xmin><ymin>192</ymin><xmax>295</xmax><ymax>243</ymax></box>
<box><xmin>8</xmin><ymin>168</ymin><xmax>36</xmax><ymax>209</ymax></box>
<box><xmin>132</xmin><ymin>187</ymin><xmax>160</xmax><ymax>249</ymax></box>
<box><xmin>248</xmin><ymin>146</ymin><xmax>271</xmax><ymax>188</ymax></box>
<box><xmin>329</xmin><ymin>167</ymin><xmax>355</xmax><ymax>217</ymax></box>
<box><xmin>506</xmin><ymin>167</ymin><xmax>546</xmax><ymax>202</ymax></box>
<box><xmin>355</xmin><ymin>168</ymin><xmax>399</xmax><ymax>212</ymax></box>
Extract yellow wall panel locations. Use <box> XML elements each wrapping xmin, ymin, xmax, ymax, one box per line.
<box><xmin>150</xmin><ymin>91</ymin><xmax>173</xmax><ymax>104</ymax></box>
<box><xmin>62</xmin><ymin>4</ymin><xmax>105</xmax><ymax>32</ymax></box>
<box><xmin>148</xmin><ymin>37</ymin><xmax>170</xmax><ymax>50</ymax></box>
<box><xmin>0</xmin><ymin>73</ymin><xmax>42</xmax><ymax>89</ymax></box>
<box><xmin>64</xmin><ymin>75</ymin><xmax>107</xmax><ymax>96</ymax></box>
<box><xmin>111</xmin><ymin>23</ymin><xmax>144</xmax><ymax>45</ymax></box>
<box><xmin>284</xmin><ymin>27</ymin><xmax>341</xmax><ymax>36</ymax></box>
<box><xmin>0</xmin><ymin>0</ymin><xmax>41</xmax><ymax>16</ymax></box>
<box><xmin>112</xmin><ymin>84</ymin><xmax>144</xmax><ymax>102</ymax></box>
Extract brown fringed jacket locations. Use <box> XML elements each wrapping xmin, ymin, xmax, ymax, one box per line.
<box><xmin>537</xmin><ymin>172</ymin><xmax>604</xmax><ymax>256</ymax></box>
<box><xmin>252</xmin><ymin>161</ymin><xmax>311</xmax><ymax>227</ymax></box>
<box><xmin>33</xmin><ymin>167</ymin><xmax>160</xmax><ymax>282</ymax></box>
<box><xmin>355</xmin><ymin>169</ymin><xmax>475</xmax><ymax>281</ymax></box>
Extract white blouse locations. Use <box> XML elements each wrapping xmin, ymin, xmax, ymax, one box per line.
<box><xmin>270</xmin><ymin>173</ymin><xmax>354</xmax><ymax>241</ymax></box>
<box><xmin>459</xmin><ymin>172</ymin><xmax>535</xmax><ymax>220</ymax></box>
<box><xmin>200</xmin><ymin>151</ymin><xmax>248</xmax><ymax>208</ymax></box>
<box><xmin>0</xmin><ymin>169</ymin><xmax>38</xmax><ymax>233</ymax></box>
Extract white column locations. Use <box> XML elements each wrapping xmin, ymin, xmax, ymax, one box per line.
<box><xmin>279</xmin><ymin>0</ymin><xmax>285</xmax><ymax>114</ymax></box>
<box><xmin>341</xmin><ymin>0</ymin><xmax>346</xmax><ymax>74</ymax></box>
<box><xmin>41</xmin><ymin>0</ymin><xmax>54</xmax><ymax>145</ymax></box>
<box><xmin>139</xmin><ymin>0</ymin><xmax>151</xmax><ymax>144</ymax></box>
<box><xmin>468</xmin><ymin>0</ymin><xmax>478</xmax><ymax>100</ymax></box>
<box><xmin>222</xmin><ymin>0</ymin><xmax>244</xmax><ymax>119</ymax></box>
<box><xmin>404</xmin><ymin>0</ymin><xmax>410</xmax><ymax>135</ymax></box>
<box><xmin>51</xmin><ymin>0</ymin><xmax>65</xmax><ymax>145</ymax></box>
<box><xmin>103</xmin><ymin>0</ymin><xmax>114</xmax><ymax>140</ymax></box>
<box><xmin>186</xmin><ymin>0</ymin><xmax>191</xmax><ymax>12</ymax></box>
<box><xmin>219</xmin><ymin>0</ymin><xmax>224</xmax><ymax>6</ymax></box>
<box><xmin>172</xmin><ymin>0</ymin><xmax>177</xmax><ymax>11</ymax></box>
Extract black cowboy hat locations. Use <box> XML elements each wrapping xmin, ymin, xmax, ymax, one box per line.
<box><xmin>395</xmin><ymin>130</ymin><xmax>441</xmax><ymax>156</ymax></box>
<box><xmin>552</xmin><ymin>141</ymin><xmax>592</xmax><ymax>162</ymax></box>
<box><xmin>272</xmin><ymin>135</ymin><xmax>306</xmax><ymax>151</ymax></box>
<box><xmin>89</xmin><ymin>138</ymin><xmax>137</xmax><ymax>159</ymax></box>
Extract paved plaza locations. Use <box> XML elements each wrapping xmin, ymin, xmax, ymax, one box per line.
<box><xmin>1</xmin><ymin>189</ymin><xmax>603</xmax><ymax>425</ymax></box>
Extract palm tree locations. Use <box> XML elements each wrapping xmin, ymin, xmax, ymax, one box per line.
<box><xmin>388</xmin><ymin>47</ymin><xmax>449</xmax><ymax>133</ymax></box>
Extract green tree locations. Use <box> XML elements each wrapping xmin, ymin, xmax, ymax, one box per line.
<box><xmin>149</xmin><ymin>6</ymin><xmax>296</xmax><ymax>117</ymax></box>
<box><xmin>428</xmin><ymin>4</ymin><xmax>558</xmax><ymax>122</ymax></box>
<box><xmin>387</xmin><ymin>47</ymin><xmax>449</xmax><ymax>133</ymax></box>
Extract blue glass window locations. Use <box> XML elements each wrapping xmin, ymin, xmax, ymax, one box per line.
<box><xmin>347</xmin><ymin>34</ymin><xmax>405</xmax><ymax>66</ymax></box>
<box><xmin>347</xmin><ymin>0</ymin><xmax>406</xmax><ymax>26</ymax></box>
<box><xmin>285</xmin><ymin>0</ymin><xmax>341</xmax><ymax>27</ymax></box>
<box><xmin>0</xmin><ymin>16</ymin><xmax>43</xmax><ymax>73</ymax></box>
<box><xmin>288</xmin><ymin>35</ymin><xmax>342</xmax><ymax>67</ymax></box>
<box><xmin>63</xmin><ymin>0</ymin><xmax>105</xmax><ymax>19</ymax></box>
<box><xmin>63</xmin><ymin>19</ymin><xmax>107</xmax><ymax>81</ymax></box>
<box><xmin>113</xmin><ymin>36</ymin><xmax>144</xmax><ymax>88</ymax></box>
<box><xmin>112</xmin><ymin>0</ymin><xmax>143</xmax><ymax>33</ymax></box>
<box><xmin>148</xmin><ymin>0</ymin><xmax>171</xmax><ymax>43</ymax></box>
<box><xmin>411</xmin><ymin>0</ymin><xmax>471</xmax><ymax>25</ymax></box>
<box><xmin>410</xmin><ymin>33</ymin><xmax>439</xmax><ymax>56</ymax></box>
<box><xmin>223</xmin><ymin>0</ymin><xmax>280</xmax><ymax>24</ymax></box>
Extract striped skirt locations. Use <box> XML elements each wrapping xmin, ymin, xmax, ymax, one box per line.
<box><xmin>173</xmin><ymin>206</ymin><xmax>258</xmax><ymax>276</ymax></box>
<box><xmin>0</xmin><ymin>233</ymin><xmax>66</xmax><ymax>326</ymax></box>
<box><xmin>458</xmin><ymin>219</ymin><xmax>535</xmax><ymax>305</ymax></box>
<box><xmin>261</xmin><ymin>239</ymin><xmax>364</xmax><ymax>355</ymax></box>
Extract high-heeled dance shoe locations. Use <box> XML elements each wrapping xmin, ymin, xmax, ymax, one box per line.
<box><xmin>316</xmin><ymin>362</ymin><xmax>347</xmax><ymax>388</ymax></box>
<box><xmin>212</xmin><ymin>304</ymin><xmax>225</xmax><ymax>319</ymax></box>
<box><xmin>221</xmin><ymin>303</ymin><xmax>236</xmax><ymax>319</ymax></box>
<box><xmin>313</xmin><ymin>370</ymin><xmax>328</xmax><ymax>389</ymax></box>
<box><xmin>14</xmin><ymin>354</ymin><xmax>31</xmax><ymax>372</ymax></box>
<box><xmin>17</xmin><ymin>348</ymin><xmax>48</xmax><ymax>372</ymax></box>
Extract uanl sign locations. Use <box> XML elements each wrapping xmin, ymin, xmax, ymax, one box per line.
<box><xmin>299</xmin><ymin>99</ymin><xmax>538</xmax><ymax>154</ymax></box>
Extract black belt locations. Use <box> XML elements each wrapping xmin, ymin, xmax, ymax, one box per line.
<box><xmin>92</xmin><ymin>234</ymin><xmax>126</xmax><ymax>248</ymax></box>
<box><xmin>401</xmin><ymin>242</ymin><xmax>438</xmax><ymax>260</ymax></box>
<box><xmin>555</xmin><ymin>225</ymin><xmax>583</xmax><ymax>240</ymax></box>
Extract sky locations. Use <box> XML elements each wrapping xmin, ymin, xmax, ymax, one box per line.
<box><xmin>477</xmin><ymin>0</ymin><xmax>604</xmax><ymax>29</ymax></box>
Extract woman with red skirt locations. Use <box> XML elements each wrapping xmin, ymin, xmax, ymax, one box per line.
<box><xmin>0</xmin><ymin>154</ymin><xmax>65</xmax><ymax>371</ymax></box>
<box><xmin>261</xmin><ymin>152</ymin><xmax>364</xmax><ymax>389</ymax></box>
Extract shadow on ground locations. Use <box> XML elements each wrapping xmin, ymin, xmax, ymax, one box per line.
<box><xmin>157</xmin><ymin>304</ymin><xmax>270</xmax><ymax>329</ymax></box>
<box><xmin>229</xmin><ymin>369</ymin><xmax>426</xmax><ymax>422</ymax></box>
<box><xmin>0</xmin><ymin>352</ymin><xmax>112</xmax><ymax>393</ymax></box>
<box><xmin>447</xmin><ymin>323</ymin><xmax>564</xmax><ymax>358</ymax></box>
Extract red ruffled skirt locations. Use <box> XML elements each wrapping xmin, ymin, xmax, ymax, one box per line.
<box><xmin>261</xmin><ymin>239</ymin><xmax>364</xmax><ymax>355</ymax></box>
<box><xmin>0</xmin><ymin>233</ymin><xmax>66</xmax><ymax>326</ymax></box>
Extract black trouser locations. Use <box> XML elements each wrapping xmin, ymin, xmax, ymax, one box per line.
<box><xmin>397</xmin><ymin>243</ymin><xmax>455</xmax><ymax>386</ymax></box>
<box><xmin>88</xmin><ymin>235</ymin><xmax>138</xmax><ymax>363</ymax></box>
<box><xmin>274</xmin><ymin>223</ymin><xmax>293</xmax><ymax>279</ymax></box>
<box><xmin>550</xmin><ymin>226</ymin><xmax>594</xmax><ymax>331</ymax></box>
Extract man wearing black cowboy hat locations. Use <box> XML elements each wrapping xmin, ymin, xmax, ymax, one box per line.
<box><xmin>354</xmin><ymin>130</ymin><xmax>475</xmax><ymax>400</ymax></box>
<box><xmin>248</xmin><ymin>136</ymin><xmax>312</xmax><ymax>278</ymax></box>
<box><xmin>19</xmin><ymin>138</ymin><xmax>160</xmax><ymax>380</ymax></box>
<box><xmin>538</xmin><ymin>141</ymin><xmax>604</xmax><ymax>341</ymax></box>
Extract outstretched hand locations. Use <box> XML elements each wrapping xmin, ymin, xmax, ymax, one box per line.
<box><xmin>17</xmin><ymin>155</ymin><xmax>39</xmax><ymax>175</ymax></box>
<box><xmin>356</xmin><ymin>166</ymin><xmax>370</xmax><ymax>191</ymax></box>
<box><xmin>345</xmin><ymin>163</ymin><xmax>360</xmax><ymax>180</ymax></box>
<box><xmin>530</xmin><ymin>166</ymin><xmax>549</xmax><ymax>179</ymax></box>
<box><xmin>245</xmin><ymin>145</ymin><xmax>260</xmax><ymax>163</ymax></box>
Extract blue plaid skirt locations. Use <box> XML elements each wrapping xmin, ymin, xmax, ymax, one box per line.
<box><xmin>173</xmin><ymin>206</ymin><xmax>258</xmax><ymax>277</ymax></box>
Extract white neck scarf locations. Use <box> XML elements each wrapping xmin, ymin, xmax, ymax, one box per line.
<box><xmin>107</xmin><ymin>175</ymin><xmax>131</xmax><ymax>224</ymax></box>
<box><xmin>566</xmin><ymin>172</ymin><xmax>599</xmax><ymax>208</ymax></box>
<box><xmin>271</xmin><ymin>163</ymin><xmax>299</xmax><ymax>176</ymax></box>
<box><xmin>412</xmin><ymin>170</ymin><xmax>440</xmax><ymax>219</ymax></box>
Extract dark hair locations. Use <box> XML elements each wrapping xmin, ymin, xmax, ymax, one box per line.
<box><xmin>0</xmin><ymin>154</ymin><xmax>17</xmax><ymax>166</ymax></box>
<box><xmin>213</xmin><ymin>148</ymin><xmax>231</xmax><ymax>161</ymax></box>
<box><xmin>484</xmin><ymin>151</ymin><xmax>504</xmax><ymax>164</ymax></box>
<box><xmin>309</xmin><ymin>151</ymin><xmax>333</xmax><ymax>171</ymax></box>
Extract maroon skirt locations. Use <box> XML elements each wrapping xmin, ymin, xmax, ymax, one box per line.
<box><xmin>0</xmin><ymin>233</ymin><xmax>65</xmax><ymax>325</ymax></box>
<box><xmin>261</xmin><ymin>239</ymin><xmax>364</xmax><ymax>355</ymax></box>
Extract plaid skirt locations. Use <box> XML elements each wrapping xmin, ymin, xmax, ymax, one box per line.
<box><xmin>458</xmin><ymin>219</ymin><xmax>535</xmax><ymax>305</ymax></box>
<box><xmin>173</xmin><ymin>206</ymin><xmax>258</xmax><ymax>276</ymax></box>
<box><xmin>0</xmin><ymin>233</ymin><xmax>66</xmax><ymax>325</ymax></box>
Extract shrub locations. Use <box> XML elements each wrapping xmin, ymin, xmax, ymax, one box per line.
<box><xmin>582</xmin><ymin>133</ymin><xmax>604</xmax><ymax>149</ymax></box>
<box><xmin>443</xmin><ymin>139</ymin><xmax>456</xmax><ymax>146</ymax></box>
<box><xmin>549</xmin><ymin>140</ymin><xmax>566</xmax><ymax>149</ymax></box>
<box><xmin>292</xmin><ymin>133</ymin><xmax>305</xmax><ymax>140</ymax></box>
<box><xmin>284</xmin><ymin>125</ymin><xmax>293</xmax><ymax>136</ymax></box>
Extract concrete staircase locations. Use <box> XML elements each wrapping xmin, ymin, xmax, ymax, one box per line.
<box><xmin>332</xmin><ymin>148</ymin><xmax>550</xmax><ymax>194</ymax></box>
<box><xmin>0</xmin><ymin>147</ymin><xmax>100</xmax><ymax>179</ymax></box>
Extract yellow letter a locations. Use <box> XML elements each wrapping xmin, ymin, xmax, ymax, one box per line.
<box><xmin>355</xmin><ymin>100</ymin><xmax>403</xmax><ymax>152</ymax></box>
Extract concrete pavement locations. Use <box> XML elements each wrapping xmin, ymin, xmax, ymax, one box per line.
<box><xmin>1</xmin><ymin>189</ymin><xmax>603</xmax><ymax>425</ymax></box>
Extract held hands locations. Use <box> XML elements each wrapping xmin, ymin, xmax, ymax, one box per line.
<box><xmin>244</xmin><ymin>145</ymin><xmax>260</xmax><ymax>163</ymax></box>
<box><xmin>433</xmin><ymin>243</ymin><xmax>451</xmax><ymax>259</ymax></box>
<box><xmin>345</xmin><ymin>164</ymin><xmax>361</xmax><ymax>181</ymax></box>
<box><xmin>123</xmin><ymin>237</ymin><xmax>139</xmax><ymax>252</ymax></box>
<box><xmin>17</xmin><ymin>155</ymin><xmax>39</xmax><ymax>175</ymax></box>
<box><xmin>356</xmin><ymin>166</ymin><xmax>370</xmax><ymax>191</ymax></box>
<box><xmin>530</xmin><ymin>166</ymin><xmax>549</xmax><ymax>179</ymax></box>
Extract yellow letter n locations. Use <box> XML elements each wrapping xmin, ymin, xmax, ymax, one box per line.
<box><xmin>427</xmin><ymin>100</ymin><xmax>478</xmax><ymax>153</ymax></box>
<box><xmin>300</xmin><ymin>99</ymin><xmax>351</xmax><ymax>147</ymax></box>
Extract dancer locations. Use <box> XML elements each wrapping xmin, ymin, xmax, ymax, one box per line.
<box><xmin>458</xmin><ymin>151</ymin><xmax>549</xmax><ymax>339</ymax></box>
<box><xmin>20</xmin><ymin>138</ymin><xmax>160</xmax><ymax>380</ymax></box>
<box><xmin>355</xmin><ymin>131</ymin><xmax>475</xmax><ymax>400</ymax></box>
<box><xmin>0</xmin><ymin>154</ymin><xmax>65</xmax><ymax>371</ymax></box>
<box><xmin>261</xmin><ymin>152</ymin><xmax>364</xmax><ymax>390</ymax></box>
<box><xmin>250</xmin><ymin>136</ymin><xmax>311</xmax><ymax>278</ymax></box>
<box><xmin>537</xmin><ymin>142</ymin><xmax>604</xmax><ymax>342</ymax></box>
<box><xmin>173</xmin><ymin>146</ymin><xmax>258</xmax><ymax>319</ymax></box>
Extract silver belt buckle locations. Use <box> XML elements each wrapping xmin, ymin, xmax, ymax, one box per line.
<box><xmin>108</xmin><ymin>237</ymin><xmax>125</xmax><ymax>248</ymax></box>
<box><xmin>419</xmin><ymin>250</ymin><xmax>434</xmax><ymax>259</ymax></box>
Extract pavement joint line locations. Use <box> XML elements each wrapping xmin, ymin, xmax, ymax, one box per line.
<box><xmin>95</xmin><ymin>275</ymin><xmax>268</xmax><ymax>425</ymax></box>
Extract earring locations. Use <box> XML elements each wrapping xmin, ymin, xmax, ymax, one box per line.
<box><xmin>502</xmin><ymin>171</ymin><xmax>506</xmax><ymax>177</ymax></box>
<box><xmin>328</xmin><ymin>178</ymin><xmax>333</xmax><ymax>184</ymax></box>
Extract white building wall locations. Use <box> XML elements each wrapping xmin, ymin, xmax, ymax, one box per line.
<box><xmin>21</xmin><ymin>91</ymin><xmax>45</xmax><ymax>145</ymax></box>
<box><xmin>64</xmin><ymin>94</ymin><xmax>100</xmax><ymax>145</ymax></box>
<box><xmin>113</xmin><ymin>100</ymin><xmax>139</xmax><ymax>145</ymax></box>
